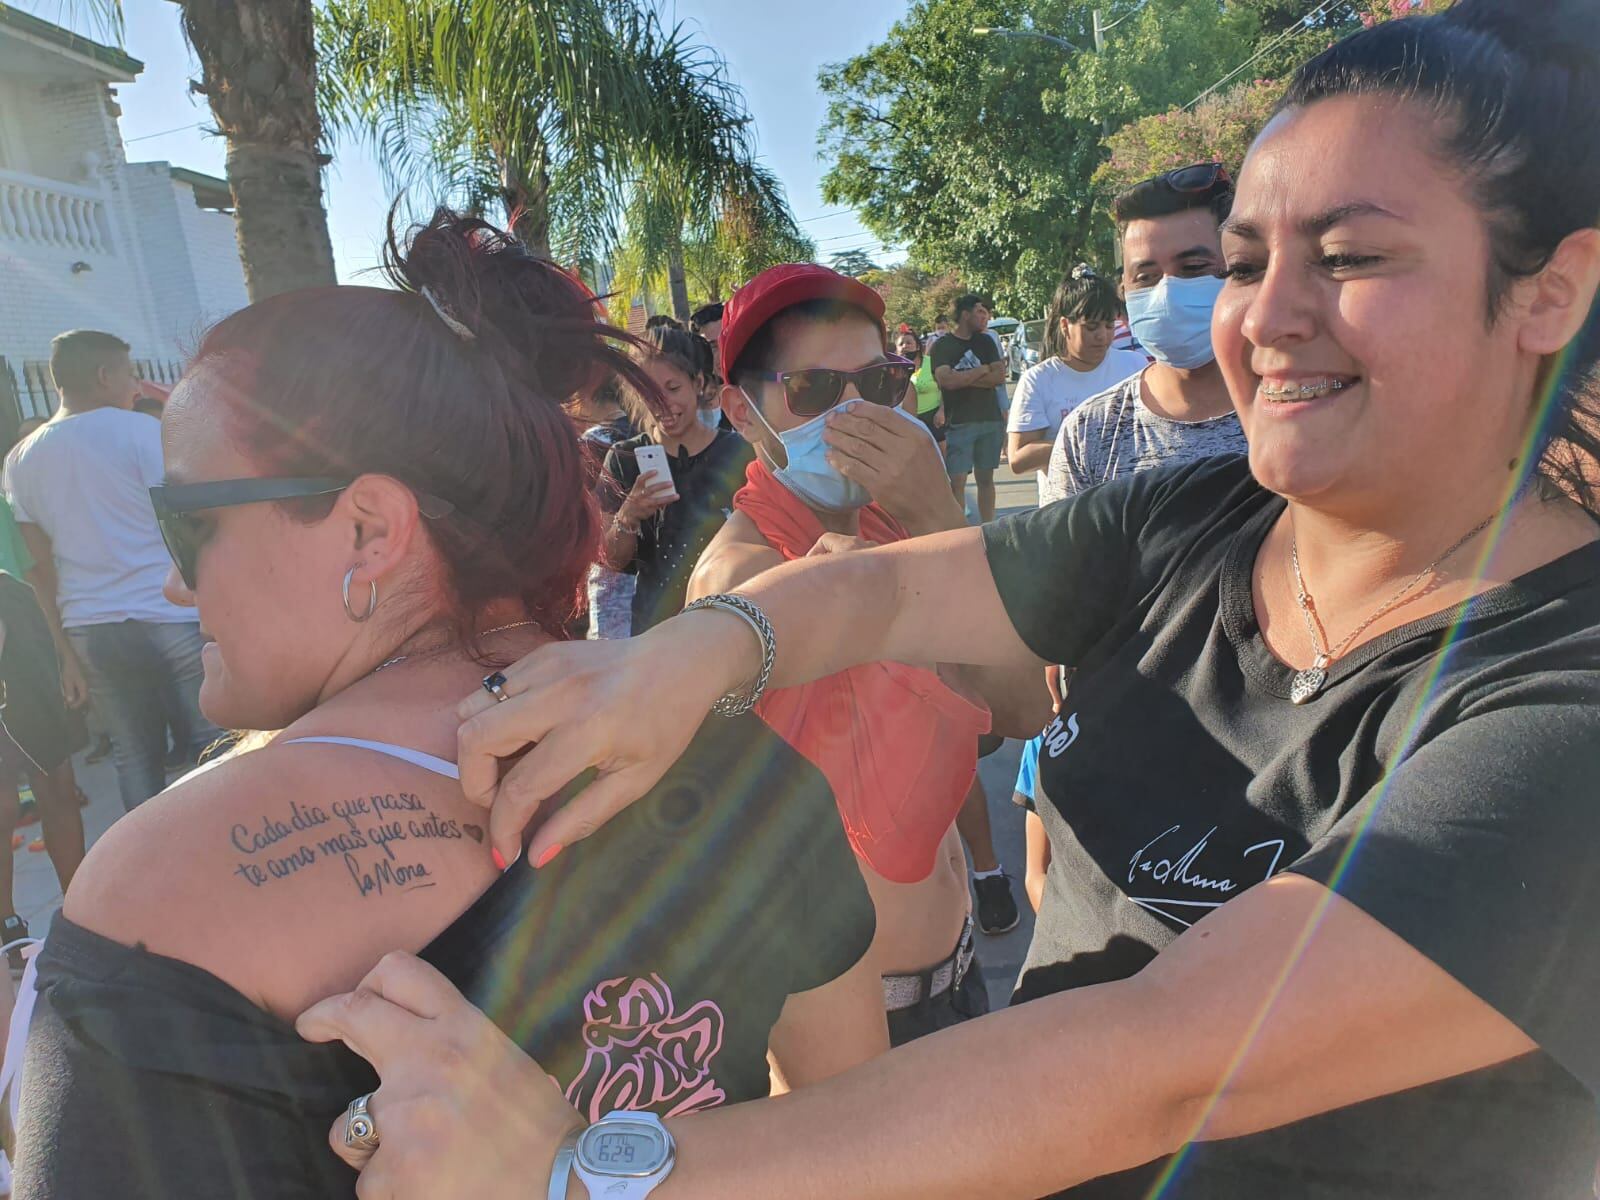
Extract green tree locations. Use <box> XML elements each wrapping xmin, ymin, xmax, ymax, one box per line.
<box><xmin>818</xmin><ymin>0</ymin><xmax>1106</xmax><ymax>319</ymax></box>
<box><xmin>610</xmin><ymin>164</ymin><xmax>815</xmax><ymax>318</ymax></box>
<box><xmin>859</xmin><ymin>263</ymin><xmax>964</xmax><ymax>333</ymax></box>
<box><xmin>1095</xmin><ymin>78</ymin><xmax>1287</xmax><ymax>195</ymax></box>
<box><xmin>318</xmin><ymin>0</ymin><xmax>766</xmax><ymax>268</ymax></box>
<box><xmin>817</xmin><ymin>0</ymin><xmax>1291</xmax><ymax>317</ymax></box>
<box><xmin>1097</xmin><ymin>0</ymin><xmax>1456</xmax><ymax>196</ymax></box>
<box><xmin>829</xmin><ymin>249</ymin><xmax>880</xmax><ymax>277</ymax></box>
<box><xmin>1048</xmin><ymin>0</ymin><xmax>1261</xmax><ymax>133</ymax></box>
<box><xmin>47</xmin><ymin>0</ymin><xmax>337</xmax><ymax>299</ymax></box>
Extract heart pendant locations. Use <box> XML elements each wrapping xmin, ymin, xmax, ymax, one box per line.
<box><xmin>1290</xmin><ymin>666</ymin><xmax>1328</xmax><ymax>705</ymax></box>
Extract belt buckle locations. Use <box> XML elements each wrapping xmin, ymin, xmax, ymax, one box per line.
<box><xmin>951</xmin><ymin>916</ymin><xmax>975</xmax><ymax>993</ymax></box>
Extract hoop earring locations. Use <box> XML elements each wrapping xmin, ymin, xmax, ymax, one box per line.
<box><xmin>342</xmin><ymin>567</ymin><xmax>378</xmax><ymax>623</ymax></box>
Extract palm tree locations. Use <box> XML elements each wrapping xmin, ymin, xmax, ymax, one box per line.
<box><xmin>317</xmin><ymin>0</ymin><xmax>788</xmax><ymax>284</ymax></box>
<box><xmin>55</xmin><ymin>0</ymin><xmax>337</xmax><ymax>299</ymax></box>
<box><xmin>614</xmin><ymin>162</ymin><xmax>814</xmax><ymax>320</ymax></box>
<box><xmin>180</xmin><ymin>0</ymin><xmax>337</xmax><ymax>299</ymax></box>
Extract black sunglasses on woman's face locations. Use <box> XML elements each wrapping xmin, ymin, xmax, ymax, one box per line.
<box><xmin>149</xmin><ymin>476</ymin><xmax>455</xmax><ymax>590</ymax></box>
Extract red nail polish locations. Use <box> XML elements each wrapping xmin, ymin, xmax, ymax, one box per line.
<box><xmin>491</xmin><ymin>847</ymin><xmax>507</xmax><ymax>871</ymax></box>
<box><xmin>534</xmin><ymin>843</ymin><xmax>564</xmax><ymax>869</ymax></box>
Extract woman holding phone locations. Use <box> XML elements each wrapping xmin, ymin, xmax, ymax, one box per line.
<box><xmin>599</xmin><ymin>325</ymin><xmax>753</xmax><ymax>633</ymax></box>
<box><xmin>306</xmin><ymin>3</ymin><xmax>1600</xmax><ymax>1197</ymax></box>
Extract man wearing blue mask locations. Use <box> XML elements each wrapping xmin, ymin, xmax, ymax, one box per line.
<box><xmin>1044</xmin><ymin>163</ymin><xmax>1249</xmax><ymax>502</ymax></box>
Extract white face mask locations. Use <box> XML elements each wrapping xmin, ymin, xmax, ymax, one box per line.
<box><xmin>697</xmin><ymin>405</ymin><xmax>723</xmax><ymax>431</ymax></box>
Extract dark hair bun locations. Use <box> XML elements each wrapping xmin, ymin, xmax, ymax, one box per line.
<box><xmin>384</xmin><ymin>208</ymin><xmax>641</xmax><ymax>409</ymax></box>
<box><xmin>1446</xmin><ymin>0</ymin><xmax>1600</xmax><ymax>66</ymax></box>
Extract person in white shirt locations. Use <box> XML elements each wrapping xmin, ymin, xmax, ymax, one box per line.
<box><xmin>1006</xmin><ymin>266</ymin><xmax>1147</xmax><ymax>506</ymax></box>
<box><xmin>4</xmin><ymin>331</ymin><xmax>219</xmax><ymax>811</ymax></box>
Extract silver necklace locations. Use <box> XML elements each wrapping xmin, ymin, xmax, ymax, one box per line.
<box><xmin>481</xmin><ymin>619</ymin><xmax>538</xmax><ymax>637</ymax></box>
<box><xmin>369</xmin><ymin>620</ymin><xmax>536</xmax><ymax>677</ymax></box>
<box><xmin>1287</xmin><ymin>513</ymin><xmax>1497</xmax><ymax>705</ymax></box>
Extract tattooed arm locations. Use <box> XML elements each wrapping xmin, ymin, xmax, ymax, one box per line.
<box><xmin>63</xmin><ymin>741</ymin><xmax>499</xmax><ymax>1020</ymax></box>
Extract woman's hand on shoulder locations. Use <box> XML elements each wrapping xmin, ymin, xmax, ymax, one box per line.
<box><xmin>456</xmin><ymin>611</ymin><xmax>754</xmax><ymax>869</ymax></box>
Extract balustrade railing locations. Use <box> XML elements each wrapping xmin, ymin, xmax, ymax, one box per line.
<box><xmin>0</xmin><ymin>168</ymin><xmax>109</xmax><ymax>254</ymax></box>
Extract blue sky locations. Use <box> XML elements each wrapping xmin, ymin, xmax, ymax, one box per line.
<box><xmin>57</xmin><ymin>0</ymin><xmax>908</xmax><ymax>283</ymax></box>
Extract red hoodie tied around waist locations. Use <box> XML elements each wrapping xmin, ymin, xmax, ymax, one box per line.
<box><xmin>733</xmin><ymin>459</ymin><xmax>991</xmax><ymax>884</ymax></box>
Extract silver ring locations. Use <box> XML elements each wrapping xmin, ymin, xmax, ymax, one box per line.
<box><xmin>344</xmin><ymin>1092</ymin><xmax>380</xmax><ymax>1151</ymax></box>
<box><xmin>482</xmin><ymin>671</ymin><xmax>511</xmax><ymax>703</ymax></box>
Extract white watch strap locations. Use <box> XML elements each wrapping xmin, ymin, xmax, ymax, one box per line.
<box><xmin>548</xmin><ymin>1128</ymin><xmax>581</xmax><ymax>1200</ymax></box>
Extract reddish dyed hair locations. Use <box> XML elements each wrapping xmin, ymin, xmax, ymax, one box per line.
<box><xmin>187</xmin><ymin>209</ymin><xmax>661</xmax><ymax>642</ymax></box>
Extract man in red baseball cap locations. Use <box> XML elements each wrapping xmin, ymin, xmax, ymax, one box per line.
<box><xmin>688</xmin><ymin>262</ymin><xmax>1022</xmax><ymax>1047</ymax></box>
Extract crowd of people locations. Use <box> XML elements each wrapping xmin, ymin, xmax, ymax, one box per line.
<box><xmin>0</xmin><ymin>2</ymin><xmax>1596</xmax><ymax>1198</ymax></box>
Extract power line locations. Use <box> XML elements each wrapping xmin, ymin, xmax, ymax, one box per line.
<box><xmin>822</xmin><ymin>241</ymin><xmax>897</xmax><ymax>259</ymax></box>
<box><xmin>814</xmin><ymin>227</ymin><xmax>887</xmax><ymax>244</ymax></box>
<box><xmin>797</xmin><ymin>208</ymin><xmax>855</xmax><ymax>224</ymax></box>
<box><xmin>1183</xmin><ymin>0</ymin><xmax>1339</xmax><ymax>110</ymax></box>
<box><xmin>124</xmin><ymin>120</ymin><xmax>209</xmax><ymax>144</ymax></box>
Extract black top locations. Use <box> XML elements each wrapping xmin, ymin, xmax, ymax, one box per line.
<box><xmin>16</xmin><ymin>715</ymin><xmax>874</xmax><ymax>1199</ymax></box>
<box><xmin>600</xmin><ymin>430</ymin><xmax>753</xmax><ymax>634</ymax></box>
<box><xmin>983</xmin><ymin>456</ymin><xmax>1600</xmax><ymax>1199</ymax></box>
<box><xmin>929</xmin><ymin>332</ymin><xmax>1002</xmax><ymax>426</ymax></box>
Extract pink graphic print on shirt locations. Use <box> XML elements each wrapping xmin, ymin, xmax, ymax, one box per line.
<box><xmin>564</xmin><ymin>974</ymin><xmax>727</xmax><ymax>1122</ymax></box>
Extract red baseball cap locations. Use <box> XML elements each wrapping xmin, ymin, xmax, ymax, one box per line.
<box><xmin>720</xmin><ymin>263</ymin><xmax>886</xmax><ymax>381</ymax></box>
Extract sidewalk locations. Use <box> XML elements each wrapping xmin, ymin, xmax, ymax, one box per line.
<box><xmin>962</xmin><ymin>458</ymin><xmax>1040</xmax><ymax>1008</ymax></box>
<box><xmin>14</xmin><ymin>750</ymin><xmax>131</xmax><ymax>939</ymax></box>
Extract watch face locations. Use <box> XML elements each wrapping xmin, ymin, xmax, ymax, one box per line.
<box><xmin>577</xmin><ymin>1122</ymin><xmax>670</xmax><ymax>1178</ymax></box>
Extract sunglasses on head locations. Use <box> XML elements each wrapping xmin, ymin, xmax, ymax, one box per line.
<box><xmin>746</xmin><ymin>355</ymin><xmax>915</xmax><ymax>418</ymax></box>
<box><xmin>149</xmin><ymin>476</ymin><xmax>455</xmax><ymax>590</ymax></box>
<box><xmin>1152</xmin><ymin>161</ymin><xmax>1231</xmax><ymax>196</ymax></box>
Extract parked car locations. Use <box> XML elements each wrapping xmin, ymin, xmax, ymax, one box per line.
<box><xmin>1008</xmin><ymin>319</ymin><xmax>1045</xmax><ymax>380</ymax></box>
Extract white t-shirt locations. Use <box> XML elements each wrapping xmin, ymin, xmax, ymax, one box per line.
<box><xmin>4</xmin><ymin>408</ymin><xmax>190</xmax><ymax>627</ymax></box>
<box><xmin>1007</xmin><ymin>350</ymin><xmax>1147</xmax><ymax>504</ymax></box>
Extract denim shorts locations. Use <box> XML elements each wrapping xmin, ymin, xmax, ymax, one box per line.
<box><xmin>944</xmin><ymin>421</ymin><xmax>1003</xmax><ymax>476</ymax></box>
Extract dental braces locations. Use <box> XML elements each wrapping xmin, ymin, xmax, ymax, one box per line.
<box><xmin>1261</xmin><ymin>379</ymin><xmax>1348</xmax><ymax>400</ymax></box>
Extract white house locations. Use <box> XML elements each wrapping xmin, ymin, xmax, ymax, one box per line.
<box><xmin>0</xmin><ymin>7</ymin><xmax>247</xmax><ymax>434</ymax></box>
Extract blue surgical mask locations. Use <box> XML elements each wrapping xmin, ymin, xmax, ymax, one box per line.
<box><xmin>1124</xmin><ymin>274</ymin><xmax>1225</xmax><ymax>369</ymax></box>
<box><xmin>697</xmin><ymin>404</ymin><xmax>723</xmax><ymax>431</ymax></box>
<box><xmin>744</xmin><ymin>392</ymin><xmax>872</xmax><ymax>512</ymax></box>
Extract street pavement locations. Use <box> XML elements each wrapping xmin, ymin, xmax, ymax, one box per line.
<box><xmin>15</xmin><ymin>459</ymin><xmax>1046</xmax><ymax>1008</ymax></box>
<box><xmin>968</xmin><ymin>459</ymin><xmax>1041</xmax><ymax>1009</ymax></box>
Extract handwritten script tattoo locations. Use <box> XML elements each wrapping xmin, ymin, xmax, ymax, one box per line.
<box><xmin>229</xmin><ymin>793</ymin><xmax>486</xmax><ymax>899</ymax></box>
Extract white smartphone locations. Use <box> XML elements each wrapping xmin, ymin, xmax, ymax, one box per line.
<box><xmin>632</xmin><ymin>443</ymin><xmax>679</xmax><ymax>501</ymax></box>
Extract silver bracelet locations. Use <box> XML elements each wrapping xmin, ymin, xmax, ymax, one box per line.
<box><xmin>682</xmin><ymin>594</ymin><xmax>777</xmax><ymax>717</ymax></box>
<box><xmin>548</xmin><ymin>1127</ymin><xmax>581</xmax><ymax>1200</ymax></box>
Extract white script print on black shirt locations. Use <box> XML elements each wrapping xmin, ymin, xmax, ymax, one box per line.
<box><xmin>1039</xmin><ymin>706</ymin><xmax>1287</xmax><ymax>929</ymax></box>
<box><xmin>1124</xmin><ymin>823</ymin><xmax>1286</xmax><ymax>927</ymax></box>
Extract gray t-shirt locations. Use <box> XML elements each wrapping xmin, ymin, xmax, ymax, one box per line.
<box><xmin>1044</xmin><ymin>372</ymin><xmax>1248</xmax><ymax>503</ymax></box>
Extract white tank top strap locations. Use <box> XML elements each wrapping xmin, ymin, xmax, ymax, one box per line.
<box><xmin>281</xmin><ymin>736</ymin><xmax>461</xmax><ymax>780</ymax></box>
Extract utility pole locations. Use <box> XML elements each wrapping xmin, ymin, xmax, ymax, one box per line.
<box><xmin>1091</xmin><ymin>11</ymin><xmax>1120</xmax><ymax>267</ymax></box>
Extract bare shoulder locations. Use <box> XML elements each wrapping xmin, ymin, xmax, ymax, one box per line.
<box><xmin>687</xmin><ymin>510</ymin><xmax>784</xmax><ymax>601</ymax></box>
<box><xmin>65</xmin><ymin>741</ymin><xmax>498</xmax><ymax>1019</ymax></box>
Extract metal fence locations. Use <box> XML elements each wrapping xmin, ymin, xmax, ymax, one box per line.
<box><xmin>0</xmin><ymin>356</ymin><xmax>184</xmax><ymax>455</ymax></box>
